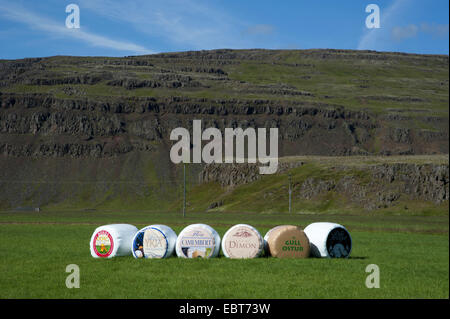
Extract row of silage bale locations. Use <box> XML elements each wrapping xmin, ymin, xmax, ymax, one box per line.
<box><xmin>89</xmin><ymin>222</ymin><xmax>352</xmax><ymax>259</ymax></box>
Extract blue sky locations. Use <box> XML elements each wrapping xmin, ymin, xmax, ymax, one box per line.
<box><xmin>0</xmin><ymin>0</ymin><xmax>448</xmax><ymax>59</ymax></box>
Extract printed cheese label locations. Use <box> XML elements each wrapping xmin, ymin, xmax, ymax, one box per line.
<box><xmin>267</xmin><ymin>226</ymin><xmax>310</xmax><ymax>258</ymax></box>
<box><xmin>178</xmin><ymin>228</ymin><xmax>215</xmax><ymax>258</ymax></box>
<box><xmin>132</xmin><ymin>230</ymin><xmax>145</xmax><ymax>258</ymax></box>
<box><xmin>93</xmin><ymin>230</ymin><xmax>114</xmax><ymax>257</ymax></box>
<box><xmin>281</xmin><ymin>237</ymin><xmax>304</xmax><ymax>252</ymax></box>
<box><xmin>224</xmin><ymin>226</ymin><xmax>261</xmax><ymax>258</ymax></box>
<box><xmin>326</xmin><ymin>227</ymin><xmax>351</xmax><ymax>258</ymax></box>
<box><xmin>143</xmin><ymin>228</ymin><xmax>168</xmax><ymax>259</ymax></box>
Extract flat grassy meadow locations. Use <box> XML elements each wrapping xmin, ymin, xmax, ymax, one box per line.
<box><xmin>0</xmin><ymin>210</ymin><xmax>448</xmax><ymax>299</ymax></box>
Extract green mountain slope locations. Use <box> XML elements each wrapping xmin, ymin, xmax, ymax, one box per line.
<box><xmin>0</xmin><ymin>49</ymin><xmax>448</xmax><ymax>213</ymax></box>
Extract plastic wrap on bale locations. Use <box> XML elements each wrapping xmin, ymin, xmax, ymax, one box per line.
<box><xmin>176</xmin><ymin>224</ymin><xmax>221</xmax><ymax>258</ymax></box>
<box><xmin>222</xmin><ymin>224</ymin><xmax>264</xmax><ymax>259</ymax></box>
<box><xmin>131</xmin><ymin>225</ymin><xmax>177</xmax><ymax>259</ymax></box>
<box><xmin>90</xmin><ymin>224</ymin><xmax>138</xmax><ymax>258</ymax></box>
<box><xmin>304</xmin><ymin>222</ymin><xmax>352</xmax><ymax>258</ymax></box>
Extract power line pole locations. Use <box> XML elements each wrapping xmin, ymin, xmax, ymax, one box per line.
<box><xmin>183</xmin><ymin>163</ymin><xmax>186</xmax><ymax>218</ymax></box>
<box><xmin>288</xmin><ymin>173</ymin><xmax>292</xmax><ymax>213</ymax></box>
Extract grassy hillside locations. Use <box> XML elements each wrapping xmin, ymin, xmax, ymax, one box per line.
<box><xmin>2</xmin><ymin>50</ymin><xmax>448</xmax><ymax>117</ymax></box>
<box><xmin>0</xmin><ymin>49</ymin><xmax>448</xmax><ymax>212</ymax></box>
<box><xmin>2</xmin><ymin>154</ymin><xmax>445</xmax><ymax>217</ymax></box>
<box><xmin>189</xmin><ymin>155</ymin><xmax>449</xmax><ymax>216</ymax></box>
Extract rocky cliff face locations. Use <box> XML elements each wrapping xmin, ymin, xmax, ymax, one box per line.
<box><xmin>199</xmin><ymin>160</ymin><xmax>449</xmax><ymax>211</ymax></box>
<box><xmin>199</xmin><ymin>161</ymin><xmax>304</xmax><ymax>187</ymax></box>
<box><xmin>1</xmin><ymin>92</ymin><xmax>447</xmax><ymax>158</ymax></box>
<box><xmin>0</xmin><ymin>49</ymin><xmax>448</xmax><ymax>210</ymax></box>
<box><xmin>300</xmin><ymin>163</ymin><xmax>448</xmax><ymax>209</ymax></box>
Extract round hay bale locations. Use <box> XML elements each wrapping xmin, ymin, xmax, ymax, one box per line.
<box><xmin>264</xmin><ymin>225</ymin><xmax>310</xmax><ymax>258</ymax></box>
<box><xmin>131</xmin><ymin>225</ymin><xmax>177</xmax><ymax>259</ymax></box>
<box><xmin>221</xmin><ymin>224</ymin><xmax>264</xmax><ymax>259</ymax></box>
<box><xmin>304</xmin><ymin>222</ymin><xmax>352</xmax><ymax>258</ymax></box>
<box><xmin>90</xmin><ymin>224</ymin><xmax>138</xmax><ymax>258</ymax></box>
<box><xmin>263</xmin><ymin>225</ymin><xmax>285</xmax><ymax>255</ymax></box>
<box><xmin>176</xmin><ymin>224</ymin><xmax>221</xmax><ymax>258</ymax></box>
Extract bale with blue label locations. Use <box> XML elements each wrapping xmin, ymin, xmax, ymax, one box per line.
<box><xmin>132</xmin><ymin>225</ymin><xmax>177</xmax><ymax>259</ymax></box>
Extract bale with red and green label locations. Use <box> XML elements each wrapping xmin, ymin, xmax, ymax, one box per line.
<box><xmin>89</xmin><ymin>224</ymin><xmax>138</xmax><ymax>258</ymax></box>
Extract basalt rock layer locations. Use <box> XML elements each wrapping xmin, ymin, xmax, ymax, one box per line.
<box><xmin>0</xmin><ymin>49</ymin><xmax>448</xmax><ymax>210</ymax></box>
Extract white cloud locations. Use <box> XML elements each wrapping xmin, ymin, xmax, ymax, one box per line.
<box><xmin>420</xmin><ymin>23</ymin><xmax>449</xmax><ymax>38</ymax></box>
<box><xmin>0</xmin><ymin>2</ymin><xmax>153</xmax><ymax>54</ymax></box>
<box><xmin>391</xmin><ymin>23</ymin><xmax>449</xmax><ymax>42</ymax></box>
<box><xmin>357</xmin><ymin>0</ymin><xmax>409</xmax><ymax>50</ymax></box>
<box><xmin>391</xmin><ymin>24</ymin><xmax>419</xmax><ymax>41</ymax></box>
<box><xmin>242</xmin><ymin>24</ymin><xmax>275</xmax><ymax>36</ymax></box>
<box><xmin>77</xmin><ymin>0</ymin><xmax>248</xmax><ymax>50</ymax></box>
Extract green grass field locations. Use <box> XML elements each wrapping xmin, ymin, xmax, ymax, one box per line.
<box><xmin>0</xmin><ymin>210</ymin><xmax>448</xmax><ymax>298</ymax></box>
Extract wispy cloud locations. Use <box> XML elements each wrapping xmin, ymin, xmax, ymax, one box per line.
<box><xmin>0</xmin><ymin>1</ymin><xmax>152</xmax><ymax>54</ymax></box>
<box><xmin>242</xmin><ymin>24</ymin><xmax>275</xmax><ymax>36</ymax></box>
<box><xmin>78</xmin><ymin>0</ymin><xmax>247</xmax><ymax>50</ymax></box>
<box><xmin>357</xmin><ymin>0</ymin><xmax>409</xmax><ymax>50</ymax></box>
<box><xmin>392</xmin><ymin>24</ymin><xmax>419</xmax><ymax>41</ymax></box>
<box><xmin>420</xmin><ymin>23</ymin><xmax>449</xmax><ymax>38</ymax></box>
<box><xmin>357</xmin><ymin>0</ymin><xmax>448</xmax><ymax>51</ymax></box>
<box><xmin>391</xmin><ymin>23</ymin><xmax>449</xmax><ymax>41</ymax></box>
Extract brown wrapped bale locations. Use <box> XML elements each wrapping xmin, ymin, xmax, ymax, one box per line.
<box><xmin>264</xmin><ymin>225</ymin><xmax>310</xmax><ymax>258</ymax></box>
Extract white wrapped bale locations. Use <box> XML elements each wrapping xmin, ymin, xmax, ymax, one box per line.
<box><xmin>304</xmin><ymin>222</ymin><xmax>352</xmax><ymax>258</ymax></box>
<box><xmin>221</xmin><ymin>224</ymin><xmax>264</xmax><ymax>259</ymax></box>
<box><xmin>90</xmin><ymin>224</ymin><xmax>138</xmax><ymax>258</ymax></box>
<box><xmin>176</xmin><ymin>224</ymin><xmax>221</xmax><ymax>258</ymax></box>
<box><xmin>131</xmin><ymin>224</ymin><xmax>177</xmax><ymax>259</ymax></box>
<box><xmin>264</xmin><ymin>225</ymin><xmax>310</xmax><ymax>258</ymax></box>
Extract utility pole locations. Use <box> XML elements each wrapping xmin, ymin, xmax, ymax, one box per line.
<box><xmin>288</xmin><ymin>173</ymin><xmax>292</xmax><ymax>213</ymax></box>
<box><xmin>183</xmin><ymin>163</ymin><xmax>186</xmax><ymax>218</ymax></box>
